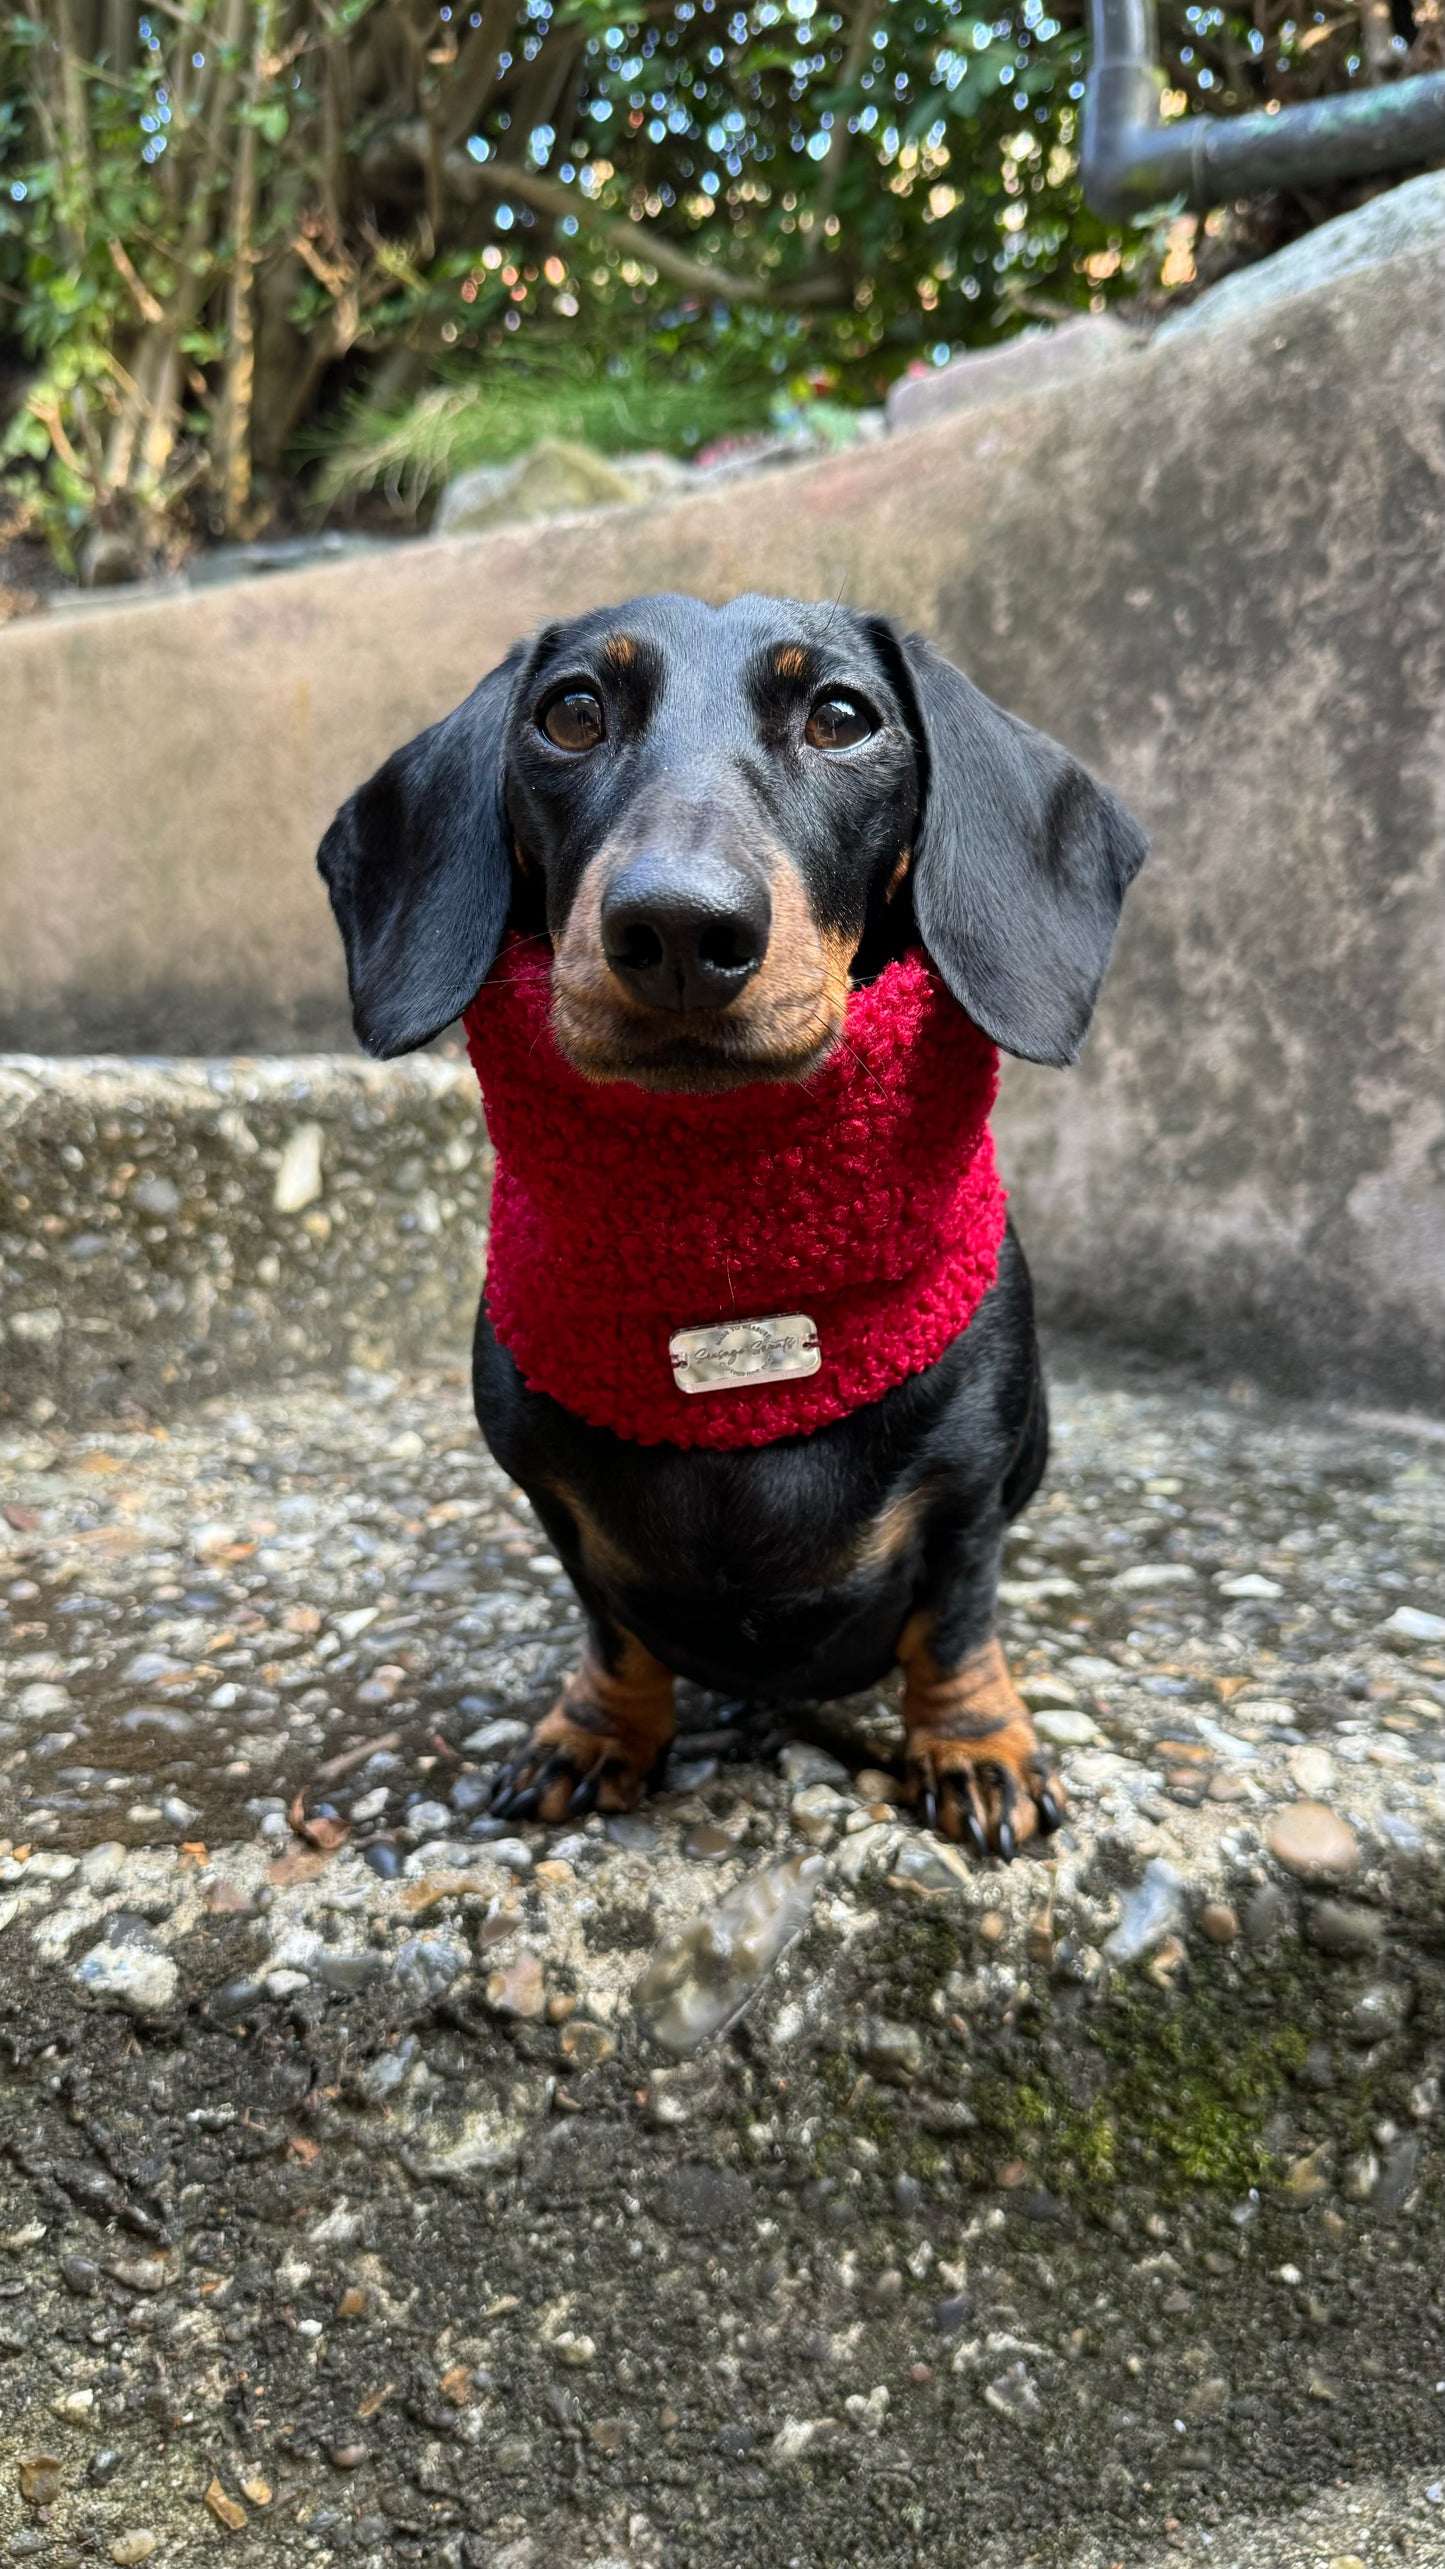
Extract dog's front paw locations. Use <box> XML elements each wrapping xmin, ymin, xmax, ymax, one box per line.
<box><xmin>899</xmin><ymin>1626</ymin><xmax>1063</xmax><ymax>1861</ymax></box>
<box><xmin>488</xmin><ymin>1633</ymin><xmax>675</xmax><ymax>1826</ymax></box>
<box><xmin>902</xmin><ymin>1729</ymin><xmax>1063</xmax><ymax>1860</ymax></box>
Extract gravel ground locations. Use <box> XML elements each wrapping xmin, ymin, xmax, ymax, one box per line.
<box><xmin>2</xmin><ymin>1347</ymin><xmax>1444</xmax><ymax>2569</ymax></box>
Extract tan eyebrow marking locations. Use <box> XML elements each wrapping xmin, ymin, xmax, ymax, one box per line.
<box><xmin>602</xmin><ymin>633</ymin><xmax>638</xmax><ymax>669</ymax></box>
<box><xmin>773</xmin><ymin>644</ymin><xmax>810</xmax><ymax>681</ymax></box>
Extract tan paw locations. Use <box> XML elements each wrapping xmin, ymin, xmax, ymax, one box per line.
<box><xmin>902</xmin><ymin>1724</ymin><xmax>1063</xmax><ymax>1859</ymax></box>
<box><xmin>488</xmin><ymin>1633</ymin><xmax>674</xmax><ymax>1825</ymax></box>
<box><xmin>899</xmin><ymin>1624</ymin><xmax>1063</xmax><ymax>1861</ymax></box>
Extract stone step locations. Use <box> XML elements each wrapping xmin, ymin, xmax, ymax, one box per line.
<box><xmin>0</xmin><ymin>1055</ymin><xmax>490</xmax><ymax>1428</ymax></box>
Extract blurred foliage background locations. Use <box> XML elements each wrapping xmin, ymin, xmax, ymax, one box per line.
<box><xmin>1</xmin><ymin>0</ymin><xmax>1440</xmax><ymax>570</ymax></box>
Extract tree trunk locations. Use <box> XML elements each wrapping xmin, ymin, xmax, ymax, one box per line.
<box><xmin>809</xmin><ymin>1</ymin><xmax>881</xmax><ymax>252</ymax></box>
<box><xmin>1357</xmin><ymin>0</ymin><xmax>1396</xmax><ymax>75</ymax></box>
<box><xmin>102</xmin><ymin>0</ymin><xmax>249</xmax><ymax>498</ymax></box>
<box><xmin>215</xmin><ymin>0</ymin><xmax>280</xmax><ymax>532</ymax></box>
<box><xmin>49</xmin><ymin>0</ymin><xmax>94</xmax><ymax>254</ymax></box>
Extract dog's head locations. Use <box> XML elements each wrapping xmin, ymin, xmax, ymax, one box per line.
<box><xmin>319</xmin><ymin>590</ymin><xmax>1147</xmax><ymax>1090</ymax></box>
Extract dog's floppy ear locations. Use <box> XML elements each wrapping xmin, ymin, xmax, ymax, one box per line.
<box><xmin>317</xmin><ymin>645</ymin><xmax>525</xmax><ymax>1058</ymax></box>
<box><xmin>876</xmin><ymin>623</ymin><xmax>1148</xmax><ymax>1066</ymax></box>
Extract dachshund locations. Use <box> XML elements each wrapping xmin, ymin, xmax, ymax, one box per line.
<box><xmin>318</xmin><ymin>591</ymin><xmax>1147</xmax><ymax>1857</ymax></box>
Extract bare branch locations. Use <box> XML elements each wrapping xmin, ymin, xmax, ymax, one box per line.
<box><xmin>107</xmin><ymin>236</ymin><xmax>166</xmax><ymax>325</ymax></box>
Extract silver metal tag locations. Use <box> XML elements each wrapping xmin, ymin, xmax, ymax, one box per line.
<box><xmin>669</xmin><ymin>1312</ymin><xmax>821</xmax><ymax>1395</ymax></box>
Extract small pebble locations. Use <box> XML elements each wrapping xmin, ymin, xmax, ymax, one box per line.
<box><xmin>1383</xmin><ymin>1605</ymin><xmax>1445</xmax><ymax>1642</ymax></box>
<box><xmin>73</xmin><ymin>1942</ymin><xmax>178</xmax><ymax>2015</ymax></box>
<box><xmin>1206</xmin><ymin>1772</ymin><xmax>1249</xmax><ymax>1804</ymax></box>
<box><xmin>1305</xmin><ymin>1899</ymin><xmax>1384</xmax><ymax>1958</ymax></box>
<box><xmin>1032</xmin><ymin>1708</ymin><xmax>1100</xmax><ymax>1748</ymax></box>
<box><xmin>1242</xmin><ymin>1884</ymin><xmax>1290</xmax><ymax>1945</ymax></box>
<box><xmin>891</xmin><ymin>1836</ymin><xmax>971</xmax><ymax>1892</ymax></box>
<box><xmin>485</xmin><ymin>1952</ymin><xmax>546</xmax><ymax>2018</ymax></box>
<box><xmin>666</xmin><ymin>1755</ymin><xmax>719</xmax><ymax>1792</ymax></box>
<box><xmin>203</xmin><ymin>2478</ymin><xmax>247</xmax><ymax>2531</ymax></box>
<box><xmin>110</xmin><ymin>2540</ymin><xmax>157</xmax><ymax>2567</ymax></box>
<box><xmin>404</xmin><ymin>1798</ymin><xmax>451</xmax><ymax>1837</ymax></box>
<box><xmin>1197</xmin><ymin>1902</ymin><xmax>1238</xmax><ymax>1945</ymax></box>
<box><xmin>559</xmin><ymin>2019</ymin><xmax>615</xmax><ymax>2069</ymax></box>
<box><xmin>778</xmin><ymin>1743</ymin><xmax>850</xmax><ymax>1788</ymax></box>
<box><xmin>18</xmin><ymin>2455</ymin><xmax>63</xmax><ymax>2507</ymax></box>
<box><xmin>1290</xmin><ymin>1744</ymin><xmax>1335</xmax><ymax>1796</ymax></box>
<box><xmin>1104</xmin><ymin>1859</ymin><xmax>1184</xmax><ymax>1963</ymax></box>
<box><xmin>1341</xmin><ymin>2151</ymin><xmax>1379</xmax><ymax>2201</ymax></box>
<box><xmin>853</xmin><ymin>1768</ymin><xmax>900</xmax><ymax>1801</ymax></box>
<box><xmin>933</xmin><ymin>2293</ymin><xmax>972</xmax><ymax>2337</ymax></box>
<box><xmin>462</xmin><ymin>1718</ymin><xmax>529</xmax><ymax>1755</ymax></box>
<box><xmin>489</xmin><ymin>1834</ymin><xmax>537</xmax><ymax>1872</ymax></box>
<box><xmin>857</xmin><ymin>2018</ymin><xmax>924</xmax><ymax>2083</ymax></box>
<box><xmin>683</xmin><ymin>1823</ymin><xmax>738</xmax><ymax>1862</ymax></box>
<box><xmin>603</xmin><ymin>1814</ymin><xmax>657</xmax><ymax>1853</ymax></box>
<box><xmin>1347</xmin><ymin>1980</ymin><xmax>1413</xmax><ymax>2041</ymax></box>
<box><xmin>1265</xmin><ymin>1802</ymin><xmax>1360</xmax><ymax>1883</ymax></box>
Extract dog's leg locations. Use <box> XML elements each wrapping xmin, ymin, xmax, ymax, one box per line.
<box><xmin>897</xmin><ymin>1529</ymin><xmax>1063</xmax><ymax>1858</ymax></box>
<box><xmin>489</xmin><ymin>1622</ymin><xmax>676</xmax><ymax>1824</ymax></box>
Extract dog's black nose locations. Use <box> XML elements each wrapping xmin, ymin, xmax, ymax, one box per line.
<box><xmin>601</xmin><ymin>854</ymin><xmax>771</xmax><ymax>1012</ymax></box>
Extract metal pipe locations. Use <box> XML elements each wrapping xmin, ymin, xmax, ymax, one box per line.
<box><xmin>1082</xmin><ymin>0</ymin><xmax>1445</xmax><ymax>218</ymax></box>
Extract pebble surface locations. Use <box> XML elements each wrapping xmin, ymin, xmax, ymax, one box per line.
<box><xmin>0</xmin><ymin>1347</ymin><xmax>1442</xmax><ymax>2567</ymax></box>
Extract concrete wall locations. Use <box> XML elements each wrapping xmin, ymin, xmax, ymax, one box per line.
<box><xmin>3</xmin><ymin>214</ymin><xmax>1443</xmax><ymax>1407</ymax></box>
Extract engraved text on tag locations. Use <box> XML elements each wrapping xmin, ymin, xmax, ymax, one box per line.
<box><xmin>669</xmin><ymin>1312</ymin><xmax>821</xmax><ymax>1395</ymax></box>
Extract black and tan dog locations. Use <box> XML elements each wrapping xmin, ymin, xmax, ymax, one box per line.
<box><xmin>319</xmin><ymin>591</ymin><xmax>1146</xmax><ymax>1858</ymax></box>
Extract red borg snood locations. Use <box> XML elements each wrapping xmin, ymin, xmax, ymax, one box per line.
<box><xmin>463</xmin><ymin>936</ymin><xmax>1007</xmax><ymax>1451</ymax></box>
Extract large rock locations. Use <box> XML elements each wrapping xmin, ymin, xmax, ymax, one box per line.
<box><xmin>433</xmin><ymin>437</ymin><xmax>653</xmax><ymax>534</ymax></box>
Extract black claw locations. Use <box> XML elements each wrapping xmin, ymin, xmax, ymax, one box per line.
<box><xmin>1037</xmin><ymin>1787</ymin><xmax>1063</xmax><ymax>1837</ymax></box>
<box><xmin>567</xmin><ymin>1768</ymin><xmax>600</xmax><ymax>1816</ymax></box>
<box><xmin>921</xmin><ymin>1785</ymin><xmax>939</xmax><ymax>1833</ymax></box>
<box><xmin>500</xmin><ymin>1779</ymin><xmax>543</xmax><ymax>1820</ymax></box>
<box><xmin>976</xmin><ymin>1760</ymin><xmax>1019</xmax><ymax>1861</ymax></box>
<box><xmin>960</xmin><ymin>1800</ymin><xmax>988</xmax><ymax>1861</ymax></box>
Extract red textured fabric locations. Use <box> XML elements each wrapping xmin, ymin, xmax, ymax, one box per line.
<box><xmin>462</xmin><ymin>937</ymin><xmax>1006</xmax><ymax>1449</ymax></box>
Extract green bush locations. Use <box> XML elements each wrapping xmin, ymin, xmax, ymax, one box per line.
<box><xmin>1</xmin><ymin>0</ymin><xmax>1433</xmax><ymax>566</ymax></box>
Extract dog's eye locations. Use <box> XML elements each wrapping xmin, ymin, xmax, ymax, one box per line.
<box><xmin>540</xmin><ymin>688</ymin><xmax>606</xmax><ymax>752</ymax></box>
<box><xmin>805</xmin><ymin>694</ymin><xmax>874</xmax><ymax>751</ymax></box>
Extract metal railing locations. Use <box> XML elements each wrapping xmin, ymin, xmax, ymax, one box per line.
<box><xmin>1081</xmin><ymin>0</ymin><xmax>1445</xmax><ymax>215</ymax></box>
